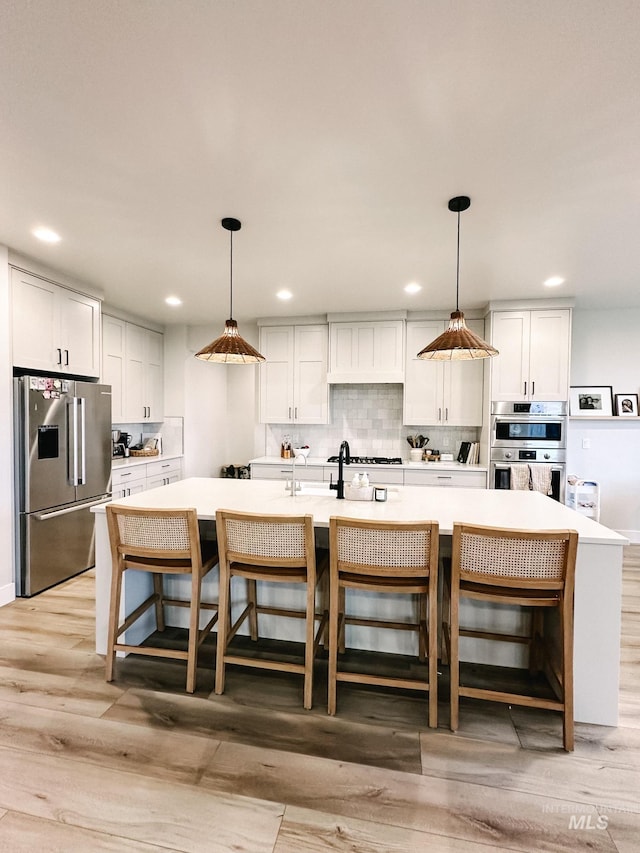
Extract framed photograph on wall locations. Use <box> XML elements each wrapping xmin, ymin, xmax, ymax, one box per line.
<box><xmin>614</xmin><ymin>393</ymin><xmax>639</xmax><ymax>417</ymax></box>
<box><xmin>569</xmin><ymin>386</ymin><xmax>613</xmax><ymax>416</ymax></box>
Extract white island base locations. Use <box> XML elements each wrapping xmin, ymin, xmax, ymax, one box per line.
<box><xmin>92</xmin><ymin>478</ymin><xmax>627</xmax><ymax>727</ymax></box>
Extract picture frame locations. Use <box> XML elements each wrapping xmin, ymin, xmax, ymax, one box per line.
<box><xmin>614</xmin><ymin>393</ymin><xmax>639</xmax><ymax>417</ymax></box>
<box><xmin>569</xmin><ymin>386</ymin><xmax>613</xmax><ymax>417</ymax></box>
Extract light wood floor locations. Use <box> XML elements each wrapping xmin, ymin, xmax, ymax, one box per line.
<box><xmin>0</xmin><ymin>546</ymin><xmax>638</xmax><ymax>852</ymax></box>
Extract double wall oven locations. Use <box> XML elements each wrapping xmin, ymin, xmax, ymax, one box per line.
<box><xmin>490</xmin><ymin>401</ymin><xmax>567</xmax><ymax>502</ymax></box>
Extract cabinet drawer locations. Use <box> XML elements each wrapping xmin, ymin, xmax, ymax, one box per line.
<box><xmin>404</xmin><ymin>469</ymin><xmax>487</xmax><ymax>488</ymax></box>
<box><xmin>145</xmin><ymin>458</ymin><xmax>182</xmax><ymax>478</ymax></box>
<box><xmin>251</xmin><ymin>463</ymin><xmax>324</xmax><ymax>482</ymax></box>
<box><xmin>111</xmin><ymin>465</ymin><xmax>148</xmax><ymax>487</ymax></box>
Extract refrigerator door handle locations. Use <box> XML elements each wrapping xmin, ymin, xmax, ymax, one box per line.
<box><xmin>79</xmin><ymin>396</ymin><xmax>86</xmax><ymax>485</ymax></box>
<box><xmin>34</xmin><ymin>496</ymin><xmax>112</xmax><ymax>521</ymax></box>
<box><xmin>69</xmin><ymin>397</ymin><xmax>79</xmax><ymax>486</ymax></box>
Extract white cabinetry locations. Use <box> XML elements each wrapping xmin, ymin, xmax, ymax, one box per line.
<box><xmin>328</xmin><ymin>320</ymin><xmax>404</xmax><ymax>383</ymax></box>
<box><xmin>258</xmin><ymin>324</ymin><xmax>329</xmax><ymax>424</ymax></box>
<box><xmin>111</xmin><ymin>465</ymin><xmax>148</xmax><ymax>499</ymax></box>
<box><xmin>12</xmin><ymin>268</ymin><xmax>101</xmax><ymax>377</ymax></box>
<box><xmin>111</xmin><ymin>458</ymin><xmax>182</xmax><ymax>498</ymax></box>
<box><xmin>145</xmin><ymin>457</ymin><xmax>183</xmax><ymax>489</ymax></box>
<box><xmin>404</xmin><ymin>468</ymin><xmax>486</xmax><ymax>489</ymax></box>
<box><xmin>250</xmin><ymin>463</ymin><xmax>325</xmax><ymax>482</ymax></box>
<box><xmin>102</xmin><ymin>316</ymin><xmax>164</xmax><ymax>423</ymax></box>
<box><xmin>490</xmin><ymin>309</ymin><xmax>570</xmax><ymax>402</ymax></box>
<box><xmin>403</xmin><ymin>319</ymin><xmax>484</xmax><ymax>425</ymax></box>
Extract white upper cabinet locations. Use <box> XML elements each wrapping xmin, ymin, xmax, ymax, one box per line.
<box><xmin>12</xmin><ymin>268</ymin><xmax>101</xmax><ymax>377</ymax></box>
<box><xmin>259</xmin><ymin>324</ymin><xmax>329</xmax><ymax>424</ymax></box>
<box><xmin>328</xmin><ymin>320</ymin><xmax>404</xmax><ymax>383</ymax></box>
<box><xmin>490</xmin><ymin>309</ymin><xmax>571</xmax><ymax>401</ymax></box>
<box><xmin>403</xmin><ymin>319</ymin><xmax>484</xmax><ymax>426</ymax></box>
<box><xmin>102</xmin><ymin>316</ymin><xmax>164</xmax><ymax>423</ymax></box>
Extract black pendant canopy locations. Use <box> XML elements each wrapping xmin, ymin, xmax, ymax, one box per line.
<box><xmin>417</xmin><ymin>196</ymin><xmax>498</xmax><ymax>361</ymax></box>
<box><xmin>195</xmin><ymin>218</ymin><xmax>266</xmax><ymax>364</ymax></box>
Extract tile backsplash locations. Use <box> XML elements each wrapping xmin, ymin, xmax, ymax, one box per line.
<box><xmin>264</xmin><ymin>384</ymin><xmax>480</xmax><ymax>459</ymax></box>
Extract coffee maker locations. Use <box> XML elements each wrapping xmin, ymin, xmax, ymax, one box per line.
<box><xmin>112</xmin><ymin>430</ymin><xmax>132</xmax><ymax>458</ymax></box>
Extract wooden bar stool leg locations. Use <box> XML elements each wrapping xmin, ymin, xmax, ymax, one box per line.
<box><xmin>215</xmin><ymin>563</ymin><xmax>231</xmax><ymax>696</ymax></box>
<box><xmin>418</xmin><ymin>592</ymin><xmax>427</xmax><ymax>662</ymax></box>
<box><xmin>152</xmin><ymin>572</ymin><xmax>165</xmax><ymax>632</ymax></box>
<box><xmin>303</xmin><ymin>575</ymin><xmax>315</xmax><ymax>710</ymax></box>
<box><xmin>562</xmin><ymin>596</ymin><xmax>575</xmax><ymax>751</ymax></box>
<box><xmin>338</xmin><ymin>586</ymin><xmax>346</xmax><ymax>654</ymax></box>
<box><xmin>328</xmin><ymin>574</ymin><xmax>340</xmax><ymax>715</ymax></box>
<box><xmin>449</xmin><ymin>576</ymin><xmax>460</xmax><ymax>732</ymax></box>
<box><xmin>247</xmin><ymin>578</ymin><xmax>258</xmax><ymax>640</ymax></box>
<box><xmin>106</xmin><ymin>562</ymin><xmax>124</xmax><ymax>683</ymax></box>
<box><xmin>186</xmin><ymin>569</ymin><xmax>201</xmax><ymax>694</ymax></box>
<box><xmin>428</xmin><ymin>576</ymin><xmax>438</xmax><ymax>729</ymax></box>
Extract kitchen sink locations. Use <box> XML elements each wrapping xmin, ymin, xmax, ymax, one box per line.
<box><xmin>285</xmin><ymin>481</ymin><xmax>333</xmax><ymax>496</ymax></box>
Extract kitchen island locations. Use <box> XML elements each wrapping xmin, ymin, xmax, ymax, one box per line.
<box><xmin>92</xmin><ymin>477</ymin><xmax>627</xmax><ymax>725</ymax></box>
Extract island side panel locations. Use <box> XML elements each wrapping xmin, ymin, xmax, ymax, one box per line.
<box><xmin>573</xmin><ymin>541</ymin><xmax>623</xmax><ymax>726</ymax></box>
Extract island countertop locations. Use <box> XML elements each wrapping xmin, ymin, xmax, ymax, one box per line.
<box><xmin>93</xmin><ymin>476</ymin><xmax>626</xmax><ymax>546</ymax></box>
<box><xmin>92</xmin><ymin>477</ymin><xmax>627</xmax><ymax>725</ymax></box>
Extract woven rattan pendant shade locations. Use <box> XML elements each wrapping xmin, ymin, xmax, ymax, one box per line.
<box><xmin>417</xmin><ymin>310</ymin><xmax>498</xmax><ymax>360</ymax></box>
<box><xmin>417</xmin><ymin>197</ymin><xmax>498</xmax><ymax>361</ymax></box>
<box><xmin>195</xmin><ymin>218</ymin><xmax>265</xmax><ymax>364</ymax></box>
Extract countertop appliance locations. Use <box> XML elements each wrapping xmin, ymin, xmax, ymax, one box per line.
<box><xmin>490</xmin><ymin>401</ymin><xmax>567</xmax><ymax>501</ymax></box>
<box><xmin>14</xmin><ymin>375</ymin><xmax>112</xmax><ymax>596</ymax></box>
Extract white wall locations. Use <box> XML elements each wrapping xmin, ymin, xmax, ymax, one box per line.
<box><xmin>0</xmin><ymin>246</ymin><xmax>15</xmax><ymax>603</ymax></box>
<box><xmin>568</xmin><ymin>309</ymin><xmax>640</xmax><ymax>541</ymax></box>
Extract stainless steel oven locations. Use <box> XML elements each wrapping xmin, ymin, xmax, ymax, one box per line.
<box><xmin>490</xmin><ymin>401</ymin><xmax>567</xmax><ymax>502</ymax></box>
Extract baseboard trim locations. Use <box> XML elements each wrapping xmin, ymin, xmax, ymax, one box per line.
<box><xmin>618</xmin><ymin>529</ymin><xmax>640</xmax><ymax>545</ymax></box>
<box><xmin>0</xmin><ymin>582</ymin><xmax>16</xmax><ymax>607</ymax></box>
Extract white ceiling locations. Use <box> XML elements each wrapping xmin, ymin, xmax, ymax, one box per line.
<box><xmin>1</xmin><ymin>0</ymin><xmax>639</xmax><ymax>327</ymax></box>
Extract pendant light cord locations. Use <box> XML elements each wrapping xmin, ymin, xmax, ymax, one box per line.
<box><xmin>455</xmin><ymin>209</ymin><xmax>460</xmax><ymax>312</ymax></box>
<box><xmin>229</xmin><ymin>229</ymin><xmax>234</xmax><ymax>320</ymax></box>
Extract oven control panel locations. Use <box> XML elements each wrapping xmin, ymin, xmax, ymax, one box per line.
<box><xmin>491</xmin><ymin>447</ymin><xmax>566</xmax><ymax>463</ymax></box>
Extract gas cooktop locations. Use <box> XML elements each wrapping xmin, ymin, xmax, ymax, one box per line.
<box><xmin>326</xmin><ymin>455</ymin><xmax>403</xmax><ymax>465</ymax></box>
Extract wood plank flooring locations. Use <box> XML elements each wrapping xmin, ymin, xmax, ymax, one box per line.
<box><xmin>0</xmin><ymin>545</ymin><xmax>638</xmax><ymax>852</ymax></box>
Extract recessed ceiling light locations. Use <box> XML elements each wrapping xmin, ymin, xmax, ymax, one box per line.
<box><xmin>33</xmin><ymin>226</ymin><xmax>61</xmax><ymax>243</ymax></box>
<box><xmin>277</xmin><ymin>289</ymin><xmax>293</xmax><ymax>300</ymax></box>
<box><xmin>544</xmin><ymin>276</ymin><xmax>565</xmax><ymax>287</ymax></box>
<box><xmin>165</xmin><ymin>296</ymin><xmax>182</xmax><ymax>306</ymax></box>
<box><xmin>404</xmin><ymin>282</ymin><xmax>422</xmax><ymax>295</ymax></box>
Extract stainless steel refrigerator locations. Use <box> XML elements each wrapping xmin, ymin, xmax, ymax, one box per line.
<box><xmin>14</xmin><ymin>376</ymin><xmax>112</xmax><ymax>596</ymax></box>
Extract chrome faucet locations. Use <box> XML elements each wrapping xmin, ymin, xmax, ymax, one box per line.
<box><xmin>329</xmin><ymin>440</ymin><xmax>350</xmax><ymax>499</ymax></box>
<box><xmin>289</xmin><ymin>452</ymin><xmax>308</xmax><ymax>496</ymax></box>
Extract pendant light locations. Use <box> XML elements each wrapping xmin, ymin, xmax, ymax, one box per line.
<box><xmin>417</xmin><ymin>196</ymin><xmax>498</xmax><ymax>361</ymax></box>
<box><xmin>195</xmin><ymin>217</ymin><xmax>266</xmax><ymax>364</ymax></box>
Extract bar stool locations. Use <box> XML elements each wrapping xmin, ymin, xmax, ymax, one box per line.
<box><xmin>443</xmin><ymin>522</ymin><xmax>578</xmax><ymax>750</ymax></box>
<box><xmin>214</xmin><ymin>509</ymin><xmax>328</xmax><ymax>710</ymax></box>
<box><xmin>105</xmin><ymin>505</ymin><xmax>219</xmax><ymax>693</ymax></box>
<box><xmin>328</xmin><ymin>517</ymin><xmax>440</xmax><ymax>727</ymax></box>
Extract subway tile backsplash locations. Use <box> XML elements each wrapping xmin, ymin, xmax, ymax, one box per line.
<box><xmin>264</xmin><ymin>384</ymin><xmax>480</xmax><ymax>459</ymax></box>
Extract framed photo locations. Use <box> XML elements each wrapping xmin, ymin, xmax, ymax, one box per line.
<box><xmin>614</xmin><ymin>393</ymin><xmax>639</xmax><ymax>417</ymax></box>
<box><xmin>569</xmin><ymin>386</ymin><xmax>613</xmax><ymax>416</ymax></box>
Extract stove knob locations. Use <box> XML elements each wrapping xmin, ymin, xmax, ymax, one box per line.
<box><xmin>504</xmin><ymin>451</ymin><xmax>512</xmax><ymax>459</ymax></box>
<box><xmin>544</xmin><ymin>453</ymin><xmax>550</xmax><ymax>460</ymax></box>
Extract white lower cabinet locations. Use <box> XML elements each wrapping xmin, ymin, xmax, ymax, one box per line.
<box><xmin>323</xmin><ymin>466</ymin><xmax>404</xmax><ymax>486</ymax></box>
<box><xmin>111</xmin><ymin>458</ymin><xmax>183</xmax><ymax>498</ymax></box>
<box><xmin>250</xmin><ymin>463</ymin><xmax>325</xmax><ymax>482</ymax></box>
<box><xmin>404</xmin><ymin>468</ymin><xmax>487</xmax><ymax>489</ymax></box>
<box><xmin>145</xmin><ymin>458</ymin><xmax>183</xmax><ymax>489</ymax></box>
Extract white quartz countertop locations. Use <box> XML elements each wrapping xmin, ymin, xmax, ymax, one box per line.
<box><xmin>111</xmin><ymin>454</ymin><xmax>183</xmax><ymax>470</ymax></box>
<box><xmin>249</xmin><ymin>456</ymin><xmax>487</xmax><ymax>472</ymax></box>
<box><xmin>93</xmin><ymin>476</ymin><xmax>626</xmax><ymax>545</ymax></box>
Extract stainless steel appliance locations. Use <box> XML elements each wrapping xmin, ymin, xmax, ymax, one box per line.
<box><xmin>14</xmin><ymin>376</ymin><xmax>112</xmax><ymax>596</ymax></box>
<box><xmin>490</xmin><ymin>401</ymin><xmax>567</xmax><ymax>502</ymax></box>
